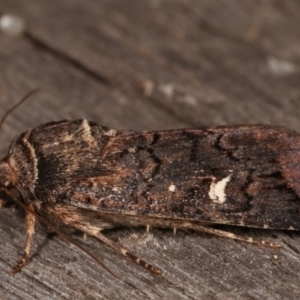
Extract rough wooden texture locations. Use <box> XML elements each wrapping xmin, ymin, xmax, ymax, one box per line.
<box><xmin>0</xmin><ymin>1</ymin><xmax>300</xmax><ymax>299</ymax></box>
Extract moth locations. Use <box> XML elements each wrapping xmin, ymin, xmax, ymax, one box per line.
<box><xmin>1</xmin><ymin>114</ymin><xmax>300</xmax><ymax>276</ymax></box>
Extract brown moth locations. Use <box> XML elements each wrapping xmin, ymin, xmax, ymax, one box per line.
<box><xmin>1</xmin><ymin>116</ymin><xmax>300</xmax><ymax>276</ymax></box>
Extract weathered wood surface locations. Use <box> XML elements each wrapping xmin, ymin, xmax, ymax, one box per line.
<box><xmin>0</xmin><ymin>1</ymin><xmax>300</xmax><ymax>299</ymax></box>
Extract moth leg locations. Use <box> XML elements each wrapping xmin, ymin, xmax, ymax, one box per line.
<box><xmin>44</xmin><ymin>204</ymin><xmax>161</xmax><ymax>275</ymax></box>
<box><xmin>0</xmin><ymin>199</ymin><xmax>16</xmax><ymax>209</ymax></box>
<box><xmin>146</xmin><ymin>224</ymin><xmax>151</xmax><ymax>233</ymax></box>
<box><xmin>11</xmin><ymin>204</ymin><xmax>36</xmax><ymax>274</ymax></box>
<box><xmin>94</xmin><ymin>232</ymin><xmax>161</xmax><ymax>275</ymax></box>
<box><xmin>181</xmin><ymin>223</ymin><xmax>281</xmax><ymax>248</ymax></box>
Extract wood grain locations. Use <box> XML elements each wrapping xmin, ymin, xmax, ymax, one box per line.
<box><xmin>0</xmin><ymin>1</ymin><xmax>300</xmax><ymax>299</ymax></box>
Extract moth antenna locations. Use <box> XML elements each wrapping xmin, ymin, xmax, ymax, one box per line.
<box><xmin>0</xmin><ymin>88</ymin><xmax>40</xmax><ymax>131</ymax></box>
<box><xmin>4</xmin><ymin>188</ymin><xmax>123</xmax><ymax>281</ymax></box>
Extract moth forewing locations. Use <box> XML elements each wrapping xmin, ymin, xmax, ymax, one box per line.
<box><xmin>69</xmin><ymin>124</ymin><xmax>300</xmax><ymax>231</ymax></box>
<box><xmin>1</xmin><ymin>119</ymin><xmax>300</xmax><ymax>276</ymax></box>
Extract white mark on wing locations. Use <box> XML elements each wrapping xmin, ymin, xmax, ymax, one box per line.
<box><xmin>168</xmin><ymin>184</ymin><xmax>176</xmax><ymax>192</ymax></box>
<box><xmin>128</xmin><ymin>147</ymin><xmax>136</xmax><ymax>153</ymax></box>
<box><xmin>112</xmin><ymin>186</ymin><xmax>119</xmax><ymax>192</ymax></box>
<box><xmin>208</xmin><ymin>175</ymin><xmax>232</xmax><ymax>203</ymax></box>
<box><xmin>104</xmin><ymin>129</ymin><xmax>117</xmax><ymax>136</ymax></box>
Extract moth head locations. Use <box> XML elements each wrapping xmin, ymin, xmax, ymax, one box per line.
<box><xmin>0</xmin><ymin>159</ymin><xmax>17</xmax><ymax>189</ymax></box>
<box><xmin>0</xmin><ymin>159</ymin><xmax>22</xmax><ymax>209</ymax></box>
<box><xmin>0</xmin><ymin>90</ymin><xmax>39</xmax><ymax>208</ymax></box>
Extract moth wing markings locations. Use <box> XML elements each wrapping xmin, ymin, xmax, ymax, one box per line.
<box><xmin>63</xmin><ymin>166</ymin><xmax>293</xmax><ymax>231</ymax></box>
<box><xmin>80</xmin><ymin>119</ymin><xmax>99</xmax><ymax>149</ymax></box>
<box><xmin>46</xmin><ymin>125</ymin><xmax>300</xmax><ymax>231</ymax></box>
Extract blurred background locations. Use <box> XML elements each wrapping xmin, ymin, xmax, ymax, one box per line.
<box><xmin>0</xmin><ymin>1</ymin><xmax>300</xmax><ymax>299</ymax></box>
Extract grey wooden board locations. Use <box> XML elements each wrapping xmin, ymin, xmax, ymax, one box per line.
<box><xmin>0</xmin><ymin>0</ymin><xmax>300</xmax><ymax>299</ymax></box>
